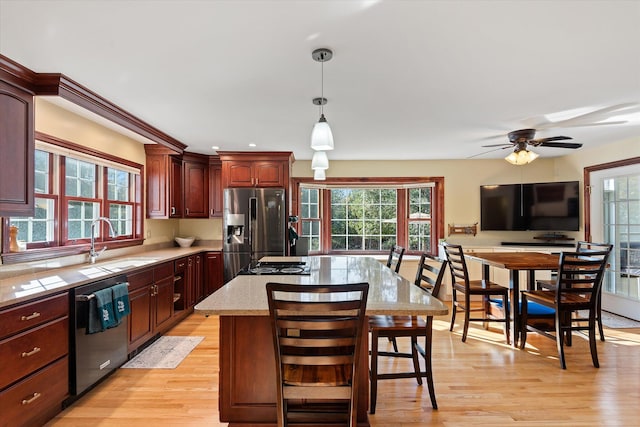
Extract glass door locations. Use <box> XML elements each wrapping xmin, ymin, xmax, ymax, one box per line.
<box><xmin>589</xmin><ymin>165</ymin><xmax>640</xmax><ymax>321</ymax></box>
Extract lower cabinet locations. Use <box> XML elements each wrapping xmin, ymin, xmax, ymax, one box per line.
<box><xmin>174</xmin><ymin>254</ymin><xmax>204</xmax><ymax>314</ymax></box>
<box><xmin>127</xmin><ymin>262</ymin><xmax>175</xmax><ymax>353</ymax></box>
<box><xmin>0</xmin><ymin>292</ymin><xmax>69</xmax><ymax>427</ymax></box>
<box><xmin>204</xmin><ymin>251</ymin><xmax>224</xmax><ymax>297</ymax></box>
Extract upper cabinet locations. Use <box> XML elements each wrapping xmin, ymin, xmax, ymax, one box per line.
<box><xmin>219</xmin><ymin>151</ymin><xmax>293</xmax><ymax>188</ymax></box>
<box><xmin>183</xmin><ymin>153</ymin><xmax>209</xmax><ymax>218</ymax></box>
<box><xmin>0</xmin><ymin>79</ymin><xmax>35</xmax><ymax>217</ymax></box>
<box><xmin>209</xmin><ymin>157</ymin><xmax>223</xmax><ymax>217</ymax></box>
<box><xmin>145</xmin><ymin>147</ymin><xmax>210</xmax><ymax>219</ymax></box>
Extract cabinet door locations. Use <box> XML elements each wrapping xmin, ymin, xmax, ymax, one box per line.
<box><xmin>204</xmin><ymin>251</ymin><xmax>224</xmax><ymax>296</ymax></box>
<box><xmin>194</xmin><ymin>253</ymin><xmax>203</xmax><ymax>303</ymax></box>
<box><xmin>253</xmin><ymin>161</ymin><xmax>284</xmax><ymax>187</ymax></box>
<box><xmin>128</xmin><ymin>285</ymin><xmax>153</xmax><ymax>352</ymax></box>
<box><xmin>170</xmin><ymin>156</ymin><xmax>183</xmax><ymax>217</ymax></box>
<box><xmin>184</xmin><ymin>160</ymin><xmax>209</xmax><ymax>218</ymax></box>
<box><xmin>226</xmin><ymin>161</ymin><xmax>254</xmax><ymax>187</ymax></box>
<box><xmin>186</xmin><ymin>256</ymin><xmax>196</xmax><ymax>308</ymax></box>
<box><xmin>209</xmin><ymin>162</ymin><xmax>223</xmax><ymax>217</ymax></box>
<box><xmin>0</xmin><ymin>80</ymin><xmax>34</xmax><ymax>216</ymax></box>
<box><xmin>154</xmin><ymin>275</ymin><xmax>174</xmax><ymax>330</ymax></box>
<box><xmin>145</xmin><ymin>154</ymin><xmax>169</xmax><ymax>218</ymax></box>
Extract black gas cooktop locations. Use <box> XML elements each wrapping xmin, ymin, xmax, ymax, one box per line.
<box><xmin>238</xmin><ymin>261</ymin><xmax>310</xmax><ymax>276</ymax></box>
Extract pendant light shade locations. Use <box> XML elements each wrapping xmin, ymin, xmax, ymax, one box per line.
<box><xmin>505</xmin><ymin>149</ymin><xmax>539</xmax><ymax>165</ymax></box>
<box><xmin>311</xmin><ymin>114</ymin><xmax>334</xmax><ymax>151</ymax></box>
<box><xmin>311</xmin><ymin>150</ymin><xmax>329</xmax><ymax>169</ymax></box>
<box><xmin>310</xmin><ymin>48</ymin><xmax>334</xmax><ymax>151</ymax></box>
<box><xmin>314</xmin><ymin>168</ymin><xmax>326</xmax><ymax>180</ymax></box>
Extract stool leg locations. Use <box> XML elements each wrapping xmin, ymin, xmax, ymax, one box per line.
<box><xmin>425</xmin><ymin>317</ymin><xmax>438</xmax><ymax>409</ymax></box>
<box><xmin>410</xmin><ymin>335</ymin><xmax>423</xmax><ymax>385</ymax></box>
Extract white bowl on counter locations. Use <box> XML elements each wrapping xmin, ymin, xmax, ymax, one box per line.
<box><xmin>175</xmin><ymin>236</ymin><xmax>195</xmax><ymax>248</ymax></box>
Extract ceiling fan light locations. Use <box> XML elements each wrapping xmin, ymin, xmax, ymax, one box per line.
<box><xmin>311</xmin><ymin>114</ymin><xmax>334</xmax><ymax>151</ymax></box>
<box><xmin>505</xmin><ymin>149</ymin><xmax>539</xmax><ymax>165</ymax></box>
<box><xmin>313</xmin><ymin>168</ymin><xmax>326</xmax><ymax>180</ymax></box>
<box><xmin>311</xmin><ymin>150</ymin><xmax>329</xmax><ymax>169</ymax></box>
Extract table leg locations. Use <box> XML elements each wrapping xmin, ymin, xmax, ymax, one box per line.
<box><xmin>509</xmin><ymin>270</ymin><xmax>520</xmax><ymax>347</ymax></box>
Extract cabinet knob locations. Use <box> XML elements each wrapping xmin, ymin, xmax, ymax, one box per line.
<box><xmin>210</xmin><ymin>209</ymin><xmax>214</xmax><ymax>216</ymax></box>
<box><xmin>186</xmin><ymin>208</ymin><xmax>190</xmax><ymax>215</ymax></box>
<box><xmin>171</xmin><ymin>206</ymin><xmax>176</xmax><ymax>215</ymax></box>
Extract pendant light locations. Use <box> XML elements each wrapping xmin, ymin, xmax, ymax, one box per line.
<box><xmin>313</xmin><ymin>168</ymin><xmax>326</xmax><ymax>181</ymax></box>
<box><xmin>311</xmin><ymin>151</ymin><xmax>329</xmax><ymax>170</ymax></box>
<box><xmin>310</xmin><ymin>48</ymin><xmax>334</xmax><ymax>151</ymax></box>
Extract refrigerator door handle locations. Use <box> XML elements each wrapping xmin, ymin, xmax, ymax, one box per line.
<box><xmin>249</xmin><ymin>197</ymin><xmax>257</xmax><ymax>256</ymax></box>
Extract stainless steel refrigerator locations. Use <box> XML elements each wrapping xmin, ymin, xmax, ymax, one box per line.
<box><xmin>223</xmin><ymin>188</ymin><xmax>287</xmax><ymax>282</ymax></box>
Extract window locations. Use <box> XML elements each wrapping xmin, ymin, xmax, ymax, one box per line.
<box><xmin>2</xmin><ymin>133</ymin><xmax>144</xmax><ymax>263</ymax></box>
<box><xmin>294</xmin><ymin>178</ymin><xmax>443</xmax><ymax>255</ymax></box>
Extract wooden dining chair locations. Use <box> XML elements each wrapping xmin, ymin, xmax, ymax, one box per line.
<box><xmin>266</xmin><ymin>282</ymin><xmax>369</xmax><ymax>427</ymax></box>
<box><xmin>387</xmin><ymin>244</ymin><xmax>405</xmax><ymax>273</ymax></box>
<box><xmin>442</xmin><ymin>243</ymin><xmax>510</xmax><ymax>344</ymax></box>
<box><xmin>368</xmin><ymin>253</ymin><xmax>446</xmax><ymax>413</ymax></box>
<box><xmin>520</xmin><ymin>250</ymin><xmax>610</xmax><ymax>369</ymax></box>
<box><xmin>536</xmin><ymin>241</ymin><xmax>613</xmax><ymax>342</ymax></box>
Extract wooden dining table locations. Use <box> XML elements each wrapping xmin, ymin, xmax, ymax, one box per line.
<box><xmin>463</xmin><ymin>251</ymin><xmax>560</xmax><ymax>346</ymax></box>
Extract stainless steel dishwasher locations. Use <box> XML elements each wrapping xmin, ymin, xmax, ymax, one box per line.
<box><xmin>70</xmin><ymin>274</ymin><xmax>129</xmax><ymax>397</ymax></box>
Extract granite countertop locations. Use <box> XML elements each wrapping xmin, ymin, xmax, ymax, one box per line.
<box><xmin>195</xmin><ymin>256</ymin><xmax>449</xmax><ymax>316</ymax></box>
<box><xmin>0</xmin><ymin>244</ymin><xmax>222</xmax><ymax>308</ymax></box>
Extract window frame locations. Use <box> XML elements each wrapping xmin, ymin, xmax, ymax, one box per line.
<box><xmin>1</xmin><ymin>132</ymin><xmax>145</xmax><ymax>264</ymax></box>
<box><xmin>291</xmin><ymin>177</ymin><xmax>444</xmax><ymax>256</ymax></box>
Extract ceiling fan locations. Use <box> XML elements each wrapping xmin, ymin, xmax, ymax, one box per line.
<box><xmin>479</xmin><ymin>128</ymin><xmax>582</xmax><ymax>165</ymax></box>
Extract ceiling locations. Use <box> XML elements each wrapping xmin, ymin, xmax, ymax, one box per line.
<box><xmin>1</xmin><ymin>0</ymin><xmax>639</xmax><ymax>161</ymax></box>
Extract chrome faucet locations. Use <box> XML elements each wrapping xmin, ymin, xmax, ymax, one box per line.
<box><xmin>89</xmin><ymin>217</ymin><xmax>117</xmax><ymax>264</ymax></box>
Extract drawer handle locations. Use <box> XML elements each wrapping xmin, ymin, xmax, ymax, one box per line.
<box><xmin>21</xmin><ymin>347</ymin><xmax>41</xmax><ymax>358</ymax></box>
<box><xmin>21</xmin><ymin>312</ymin><xmax>41</xmax><ymax>321</ymax></box>
<box><xmin>21</xmin><ymin>392</ymin><xmax>41</xmax><ymax>405</ymax></box>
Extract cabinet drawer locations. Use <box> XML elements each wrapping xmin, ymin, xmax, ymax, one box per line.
<box><xmin>127</xmin><ymin>267</ymin><xmax>153</xmax><ymax>291</ymax></box>
<box><xmin>174</xmin><ymin>257</ymin><xmax>187</xmax><ymax>274</ymax></box>
<box><xmin>0</xmin><ymin>356</ymin><xmax>69</xmax><ymax>427</ymax></box>
<box><xmin>155</xmin><ymin>261</ymin><xmax>174</xmax><ymax>281</ymax></box>
<box><xmin>0</xmin><ymin>317</ymin><xmax>69</xmax><ymax>390</ymax></box>
<box><xmin>0</xmin><ymin>293</ymin><xmax>68</xmax><ymax>340</ymax></box>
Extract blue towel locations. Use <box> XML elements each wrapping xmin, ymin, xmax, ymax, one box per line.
<box><xmin>94</xmin><ymin>287</ymin><xmax>118</xmax><ymax>330</ymax></box>
<box><xmin>86</xmin><ymin>298</ymin><xmax>104</xmax><ymax>334</ymax></box>
<box><xmin>112</xmin><ymin>282</ymin><xmax>130</xmax><ymax>324</ymax></box>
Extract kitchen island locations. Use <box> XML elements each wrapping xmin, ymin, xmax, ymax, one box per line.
<box><xmin>194</xmin><ymin>255</ymin><xmax>449</xmax><ymax>426</ymax></box>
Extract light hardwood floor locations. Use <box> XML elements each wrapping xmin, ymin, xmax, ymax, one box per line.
<box><xmin>47</xmin><ymin>310</ymin><xmax>640</xmax><ymax>426</ymax></box>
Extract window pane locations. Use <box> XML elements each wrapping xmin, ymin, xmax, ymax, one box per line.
<box><xmin>67</xmin><ymin>201</ymin><xmax>100</xmax><ymax>240</ymax></box>
<box><xmin>409</xmin><ymin>187</ymin><xmax>431</xmax><ymax>218</ymax></box>
<box><xmin>34</xmin><ymin>150</ymin><xmax>49</xmax><ymax>194</ymax></box>
<box><xmin>408</xmin><ymin>221</ymin><xmax>431</xmax><ymax>251</ymax></box>
<box><xmin>66</xmin><ymin>158</ymin><xmax>96</xmax><ymax>198</ymax></box>
<box><xmin>109</xmin><ymin>203</ymin><xmax>133</xmax><ymax>235</ymax></box>
<box><xmin>9</xmin><ymin>198</ymin><xmax>55</xmax><ymax>244</ymax></box>
<box><xmin>108</xmin><ymin>168</ymin><xmax>130</xmax><ymax>202</ymax></box>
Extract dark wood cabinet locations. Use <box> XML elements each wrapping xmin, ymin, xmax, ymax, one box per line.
<box><xmin>219</xmin><ymin>151</ymin><xmax>293</xmax><ymax>188</ymax></box>
<box><xmin>209</xmin><ymin>158</ymin><xmax>223</xmax><ymax>217</ymax></box>
<box><xmin>174</xmin><ymin>254</ymin><xmax>203</xmax><ymax>313</ymax></box>
<box><xmin>0</xmin><ymin>292</ymin><xmax>69</xmax><ymax>427</ymax></box>
<box><xmin>204</xmin><ymin>251</ymin><xmax>224</xmax><ymax>297</ymax></box>
<box><xmin>183</xmin><ymin>153</ymin><xmax>209</xmax><ymax>218</ymax></box>
<box><xmin>0</xmin><ymin>79</ymin><xmax>35</xmax><ymax>217</ymax></box>
<box><xmin>145</xmin><ymin>147</ymin><xmax>210</xmax><ymax>219</ymax></box>
<box><xmin>127</xmin><ymin>262</ymin><xmax>175</xmax><ymax>353</ymax></box>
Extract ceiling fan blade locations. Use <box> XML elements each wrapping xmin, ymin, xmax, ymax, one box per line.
<box><xmin>538</xmin><ymin>142</ymin><xmax>583</xmax><ymax>149</ymax></box>
<box><xmin>467</xmin><ymin>146</ymin><xmax>510</xmax><ymax>159</ymax></box>
<box><xmin>547</xmin><ymin>103</ymin><xmax>638</xmax><ymax>128</ymax></box>
<box><xmin>482</xmin><ymin>143</ymin><xmax>513</xmax><ymax>148</ymax></box>
<box><xmin>557</xmin><ymin>120</ymin><xmax>628</xmax><ymax>128</ymax></box>
<box><xmin>531</xmin><ymin>136</ymin><xmax>573</xmax><ymax>144</ymax></box>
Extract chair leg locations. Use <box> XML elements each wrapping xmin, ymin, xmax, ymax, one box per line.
<box><xmin>390</xmin><ymin>336</ymin><xmax>399</xmax><ymax>352</ymax></box>
<box><xmin>555</xmin><ymin>310</ymin><xmax>567</xmax><ymax>370</ymax></box>
<box><xmin>410</xmin><ymin>336</ymin><xmax>422</xmax><ymax>385</ymax></box>
<box><xmin>424</xmin><ymin>317</ymin><xmax>438</xmax><ymax>409</ymax></box>
<box><xmin>462</xmin><ymin>303</ymin><xmax>470</xmax><ymax>342</ymax></box>
<box><xmin>597</xmin><ymin>293</ymin><xmax>605</xmax><ymax>342</ymax></box>
<box><xmin>449</xmin><ymin>291</ymin><xmax>457</xmax><ymax>332</ymax></box>
<box><xmin>589</xmin><ymin>317</ymin><xmax>600</xmax><ymax>368</ymax></box>
<box><xmin>370</xmin><ymin>330</ymin><xmax>379</xmax><ymax>414</ymax></box>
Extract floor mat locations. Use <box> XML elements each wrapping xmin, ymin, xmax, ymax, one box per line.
<box><xmin>121</xmin><ymin>336</ymin><xmax>204</xmax><ymax>369</ymax></box>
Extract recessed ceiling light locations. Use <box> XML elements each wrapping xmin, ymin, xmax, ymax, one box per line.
<box><xmin>249</xmin><ymin>143</ymin><xmax>256</xmax><ymax>147</ymax></box>
<box><xmin>211</xmin><ymin>145</ymin><xmax>220</xmax><ymax>150</ymax></box>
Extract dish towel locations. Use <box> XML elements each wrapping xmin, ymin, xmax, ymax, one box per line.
<box><xmin>94</xmin><ymin>287</ymin><xmax>118</xmax><ymax>330</ymax></box>
<box><xmin>86</xmin><ymin>297</ymin><xmax>103</xmax><ymax>334</ymax></box>
<box><xmin>112</xmin><ymin>282</ymin><xmax>131</xmax><ymax>324</ymax></box>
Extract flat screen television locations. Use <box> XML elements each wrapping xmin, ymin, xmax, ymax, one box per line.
<box><xmin>480</xmin><ymin>181</ymin><xmax>580</xmax><ymax>231</ymax></box>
